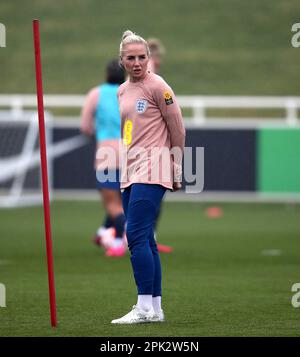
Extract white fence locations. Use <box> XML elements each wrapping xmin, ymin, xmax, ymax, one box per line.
<box><xmin>0</xmin><ymin>94</ymin><xmax>299</xmax><ymax>126</ymax></box>
<box><xmin>1</xmin><ymin>95</ymin><xmax>300</xmax><ymax>203</ymax></box>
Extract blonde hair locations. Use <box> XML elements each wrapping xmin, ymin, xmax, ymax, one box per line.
<box><xmin>119</xmin><ymin>30</ymin><xmax>150</xmax><ymax>58</ymax></box>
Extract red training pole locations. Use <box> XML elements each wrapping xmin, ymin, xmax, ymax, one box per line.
<box><xmin>32</xmin><ymin>19</ymin><xmax>57</xmax><ymax>328</ymax></box>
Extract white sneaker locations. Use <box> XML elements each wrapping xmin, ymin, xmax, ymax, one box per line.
<box><xmin>150</xmin><ymin>309</ymin><xmax>165</xmax><ymax>322</ymax></box>
<box><xmin>97</xmin><ymin>227</ymin><xmax>116</xmax><ymax>249</ymax></box>
<box><xmin>111</xmin><ymin>305</ymin><xmax>154</xmax><ymax>324</ymax></box>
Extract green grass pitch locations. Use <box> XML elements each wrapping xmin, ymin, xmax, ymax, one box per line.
<box><xmin>0</xmin><ymin>200</ymin><xmax>300</xmax><ymax>336</ymax></box>
<box><xmin>1</xmin><ymin>0</ymin><xmax>299</xmax><ymax>96</ymax></box>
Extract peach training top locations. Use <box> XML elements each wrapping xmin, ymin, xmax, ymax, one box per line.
<box><xmin>117</xmin><ymin>71</ymin><xmax>186</xmax><ymax>190</ymax></box>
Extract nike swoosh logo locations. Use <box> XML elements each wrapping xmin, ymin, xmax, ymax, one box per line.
<box><xmin>0</xmin><ymin>134</ymin><xmax>89</xmax><ymax>182</ymax></box>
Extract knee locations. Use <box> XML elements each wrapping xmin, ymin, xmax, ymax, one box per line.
<box><xmin>126</xmin><ymin>224</ymin><xmax>148</xmax><ymax>251</ymax></box>
<box><xmin>125</xmin><ymin>224</ymin><xmax>138</xmax><ymax>249</ymax></box>
<box><xmin>149</xmin><ymin>240</ymin><xmax>158</xmax><ymax>254</ymax></box>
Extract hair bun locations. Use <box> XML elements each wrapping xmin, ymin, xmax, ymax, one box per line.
<box><xmin>122</xmin><ymin>30</ymin><xmax>134</xmax><ymax>41</ymax></box>
<box><xmin>119</xmin><ymin>30</ymin><xmax>150</xmax><ymax>58</ymax></box>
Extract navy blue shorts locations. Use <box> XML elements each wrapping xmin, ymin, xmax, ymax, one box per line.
<box><xmin>96</xmin><ymin>169</ymin><xmax>120</xmax><ymax>191</ymax></box>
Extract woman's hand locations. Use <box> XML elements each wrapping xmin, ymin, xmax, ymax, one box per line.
<box><xmin>173</xmin><ymin>181</ymin><xmax>182</xmax><ymax>192</ymax></box>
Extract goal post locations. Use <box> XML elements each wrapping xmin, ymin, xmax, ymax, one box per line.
<box><xmin>0</xmin><ymin>110</ymin><xmax>53</xmax><ymax>208</ymax></box>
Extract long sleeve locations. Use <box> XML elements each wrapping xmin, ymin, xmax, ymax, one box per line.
<box><xmin>153</xmin><ymin>82</ymin><xmax>186</xmax><ymax>180</ymax></box>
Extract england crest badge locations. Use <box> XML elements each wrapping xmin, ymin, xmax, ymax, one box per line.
<box><xmin>136</xmin><ymin>99</ymin><xmax>148</xmax><ymax>114</ymax></box>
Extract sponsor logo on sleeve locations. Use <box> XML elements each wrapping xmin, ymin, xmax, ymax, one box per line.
<box><xmin>164</xmin><ymin>91</ymin><xmax>173</xmax><ymax>105</ymax></box>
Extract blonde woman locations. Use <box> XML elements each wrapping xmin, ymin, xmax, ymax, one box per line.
<box><xmin>111</xmin><ymin>30</ymin><xmax>185</xmax><ymax>324</ymax></box>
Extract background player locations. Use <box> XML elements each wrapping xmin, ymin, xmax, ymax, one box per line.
<box><xmin>80</xmin><ymin>59</ymin><xmax>127</xmax><ymax>257</ymax></box>
<box><xmin>147</xmin><ymin>38</ymin><xmax>173</xmax><ymax>254</ymax></box>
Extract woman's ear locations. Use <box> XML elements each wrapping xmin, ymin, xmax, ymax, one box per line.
<box><xmin>119</xmin><ymin>57</ymin><xmax>124</xmax><ymax>68</ymax></box>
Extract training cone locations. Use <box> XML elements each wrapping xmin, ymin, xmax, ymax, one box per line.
<box><xmin>205</xmin><ymin>206</ymin><xmax>223</xmax><ymax>218</ymax></box>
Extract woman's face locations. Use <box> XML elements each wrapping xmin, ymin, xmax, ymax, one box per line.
<box><xmin>121</xmin><ymin>43</ymin><xmax>149</xmax><ymax>82</ymax></box>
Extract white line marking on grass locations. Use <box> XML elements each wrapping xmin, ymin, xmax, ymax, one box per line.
<box><xmin>261</xmin><ymin>249</ymin><xmax>282</xmax><ymax>256</ymax></box>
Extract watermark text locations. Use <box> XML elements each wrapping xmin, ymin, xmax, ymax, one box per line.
<box><xmin>0</xmin><ymin>23</ymin><xmax>6</xmax><ymax>47</ymax></box>
<box><xmin>0</xmin><ymin>283</ymin><xmax>6</xmax><ymax>307</ymax></box>
<box><xmin>95</xmin><ymin>145</ymin><xmax>204</xmax><ymax>193</ymax></box>
<box><xmin>291</xmin><ymin>23</ymin><xmax>300</xmax><ymax>48</ymax></box>
<box><xmin>291</xmin><ymin>283</ymin><xmax>300</xmax><ymax>308</ymax></box>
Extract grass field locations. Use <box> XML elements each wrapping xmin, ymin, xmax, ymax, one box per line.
<box><xmin>0</xmin><ymin>200</ymin><xmax>300</xmax><ymax>337</ymax></box>
<box><xmin>1</xmin><ymin>0</ymin><xmax>300</xmax><ymax>95</ymax></box>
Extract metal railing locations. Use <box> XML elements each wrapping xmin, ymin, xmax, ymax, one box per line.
<box><xmin>0</xmin><ymin>94</ymin><xmax>299</xmax><ymax>125</ymax></box>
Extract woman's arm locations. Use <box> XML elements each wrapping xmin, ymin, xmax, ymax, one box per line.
<box><xmin>80</xmin><ymin>87</ymin><xmax>99</xmax><ymax>136</ymax></box>
<box><xmin>154</xmin><ymin>82</ymin><xmax>186</xmax><ymax>190</ymax></box>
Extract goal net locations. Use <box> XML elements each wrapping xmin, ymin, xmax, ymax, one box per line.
<box><xmin>0</xmin><ymin>110</ymin><xmax>52</xmax><ymax>207</ymax></box>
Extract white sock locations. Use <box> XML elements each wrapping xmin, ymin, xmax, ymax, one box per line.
<box><xmin>111</xmin><ymin>238</ymin><xmax>124</xmax><ymax>248</ymax></box>
<box><xmin>152</xmin><ymin>296</ymin><xmax>162</xmax><ymax>313</ymax></box>
<box><xmin>97</xmin><ymin>226</ymin><xmax>106</xmax><ymax>236</ymax></box>
<box><xmin>137</xmin><ymin>295</ymin><xmax>152</xmax><ymax>312</ymax></box>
